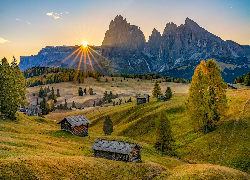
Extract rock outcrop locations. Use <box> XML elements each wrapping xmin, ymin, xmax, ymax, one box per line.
<box><xmin>19</xmin><ymin>15</ymin><xmax>250</xmax><ymax>82</ymax></box>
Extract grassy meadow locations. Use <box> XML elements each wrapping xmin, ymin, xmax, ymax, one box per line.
<box><xmin>0</xmin><ymin>78</ymin><xmax>250</xmax><ymax>179</ymax></box>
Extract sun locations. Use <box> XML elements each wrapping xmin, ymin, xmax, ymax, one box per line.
<box><xmin>82</xmin><ymin>41</ymin><xmax>88</xmax><ymax>47</ymax></box>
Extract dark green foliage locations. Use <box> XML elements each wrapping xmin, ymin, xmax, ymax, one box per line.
<box><xmin>48</xmin><ymin>87</ymin><xmax>57</xmax><ymax>102</ymax></box>
<box><xmin>64</xmin><ymin>99</ymin><xmax>67</xmax><ymax>109</ymax></box>
<box><xmin>37</xmin><ymin>98</ymin><xmax>39</xmax><ymax>105</ymax></box>
<box><xmin>93</xmin><ymin>101</ymin><xmax>95</xmax><ymax>107</ymax></box>
<box><xmin>165</xmin><ymin>87</ymin><xmax>172</xmax><ymax>100</ymax></box>
<box><xmin>154</xmin><ymin>112</ymin><xmax>173</xmax><ymax>154</ymax></box>
<box><xmin>56</xmin><ymin>89</ymin><xmax>60</xmax><ymax>97</ymax></box>
<box><xmin>127</xmin><ymin>97</ymin><xmax>132</xmax><ymax>103</ymax></box>
<box><xmin>113</xmin><ymin>101</ymin><xmax>115</xmax><ymax>106</ymax></box>
<box><xmin>47</xmin><ymin>86</ymin><xmax>50</xmax><ymax>93</ymax></box>
<box><xmin>103</xmin><ymin>115</ymin><xmax>113</xmax><ymax>135</ymax></box>
<box><xmin>78</xmin><ymin>87</ymin><xmax>83</xmax><ymax>96</ymax></box>
<box><xmin>72</xmin><ymin>101</ymin><xmax>76</xmax><ymax>108</ymax></box>
<box><xmin>0</xmin><ymin>57</ymin><xmax>27</xmax><ymax>120</ymax></box>
<box><xmin>24</xmin><ymin>67</ymin><xmax>103</xmax><ymax>87</ymax></box>
<box><xmin>40</xmin><ymin>98</ymin><xmax>49</xmax><ymax>115</ymax></box>
<box><xmin>105</xmin><ymin>78</ymin><xmax>108</xmax><ymax>82</ymax></box>
<box><xmin>234</xmin><ymin>72</ymin><xmax>250</xmax><ymax>86</ymax></box>
<box><xmin>39</xmin><ymin>87</ymin><xmax>47</xmax><ymax>98</ymax></box>
<box><xmin>84</xmin><ymin>88</ymin><xmax>86</xmax><ymax>94</ymax></box>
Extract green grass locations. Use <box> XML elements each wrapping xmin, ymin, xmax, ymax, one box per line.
<box><xmin>0</xmin><ymin>88</ymin><xmax>250</xmax><ymax>179</ymax></box>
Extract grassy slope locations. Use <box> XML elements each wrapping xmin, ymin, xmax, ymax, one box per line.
<box><xmin>0</xmin><ymin>87</ymin><xmax>250</xmax><ymax>179</ymax></box>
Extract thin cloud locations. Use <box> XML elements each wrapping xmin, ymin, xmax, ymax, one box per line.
<box><xmin>0</xmin><ymin>38</ymin><xmax>10</xmax><ymax>44</ymax></box>
<box><xmin>26</xmin><ymin>21</ymin><xmax>32</xmax><ymax>25</ymax></box>
<box><xmin>16</xmin><ymin>19</ymin><xmax>32</xmax><ymax>25</ymax></box>
<box><xmin>46</xmin><ymin>12</ymin><xmax>68</xmax><ymax>19</ymax></box>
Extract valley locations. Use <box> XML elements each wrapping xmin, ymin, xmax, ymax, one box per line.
<box><xmin>1</xmin><ymin>79</ymin><xmax>250</xmax><ymax>179</ymax></box>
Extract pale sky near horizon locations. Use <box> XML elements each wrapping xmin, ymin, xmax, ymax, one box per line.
<box><xmin>0</xmin><ymin>0</ymin><xmax>249</xmax><ymax>63</ymax></box>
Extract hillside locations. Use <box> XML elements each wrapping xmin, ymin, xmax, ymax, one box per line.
<box><xmin>1</xmin><ymin>85</ymin><xmax>249</xmax><ymax>178</ymax></box>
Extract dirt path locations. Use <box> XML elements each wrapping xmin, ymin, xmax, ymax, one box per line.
<box><xmin>219</xmin><ymin>98</ymin><xmax>250</xmax><ymax>164</ymax></box>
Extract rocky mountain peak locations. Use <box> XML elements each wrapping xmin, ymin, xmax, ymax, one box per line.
<box><xmin>163</xmin><ymin>22</ymin><xmax>177</xmax><ymax>35</ymax></box>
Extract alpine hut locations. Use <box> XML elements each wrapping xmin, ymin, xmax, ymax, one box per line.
<box><xmin>227</xmin><ymin>83</ymin><xmax>239</xmax><ymax>89</ymax></box>
<box><xmin>136</xmin><ymin>94</ymin><xmax>150</xmax><ymax>105</ymax></box>
<box><xmin>91</xmin><ymin>139</ymin><xmax>142</xmax><ymax>162</ymax></box>
<box><xmin>58</xmin><ymin>115</ymin><xmax>91</xmax><ymax>137</ymax></box>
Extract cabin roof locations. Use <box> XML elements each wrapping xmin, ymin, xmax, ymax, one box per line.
<box><xmin>59</xmin><ymin>115</ymin><xmax>91</xmax><ymax>127</ymax></box>
<box><xmin>136</xmin><ymin>94</ymin><xmax>150</xmax><ymax>99</ymax></box>
<box><xmin>228</xmin><ymin>83</ymin><xmax>239</xmax><ymax>89</ymax></box>
<box><xmin>91</xmin><ymin>139</ymin><xmax>142</xmax><ymax>155</ymax></box>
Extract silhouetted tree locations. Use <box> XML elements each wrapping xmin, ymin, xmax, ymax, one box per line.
<box><xmin>103</xmin><ymin>115</ymin><xmax>113</xmax><ymax>135</ymax></box>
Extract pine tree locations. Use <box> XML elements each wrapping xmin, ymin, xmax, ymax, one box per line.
<box><xmin>187</xmin><ymin>59</ymin><xmax>227</xmax><ymax>134</ymax></box>
<box><xmin>72</xmin><ymin>101</ymin><xmax>76</xmax><ymax>108</ymax></box>
<box><xmin>103</xmin><ymin>115</ymin><xmax>113</xmax><ymax>135</ymax></box>
<box><xmin>64</xmin><ymin>99</ymin><xmax>67</xmax><ymax>109</ymax></box>
<box><xmin>56</xmin><ymin>89</ymin><xmax>60</xmax><ymax>97</ymax></box>
<box><xmin>78</xmin><ymin>87</ymin><xmax>83</xmax><ymax>96</ymax></box>
<box><xmin>154</xmin><ymin>112</ymin><xmax>173</xmax><ymax>154</ymax></box>
<box><xmin>152</xmin><ymin>80</ymin><xmax>162</xmax><ymax>98</ymax></box>
<box><xmin>40</xmin><ymin>98</ymin><xmax>49</xmax><ymax>115</ymax></box>
<box><xmin>165</xmin><ymin>87</ymin><xmax>172</xmax><ymax>100</ymax></box>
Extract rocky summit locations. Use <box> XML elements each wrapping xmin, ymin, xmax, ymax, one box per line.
<box><xmin>19</xmin><ymin>15</ymin><xmax>250</xmax><ymax>82</ymax></box>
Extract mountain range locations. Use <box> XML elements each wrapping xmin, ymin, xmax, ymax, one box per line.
<box><xmin>19</xmin><ymin>15</ymin><xmax>250</xmax><ymax>82</ymax></box>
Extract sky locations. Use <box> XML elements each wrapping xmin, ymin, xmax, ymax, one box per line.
<box><xmin>0</xmin><ymin>0</ymin><xmax>250</xmax><ymax>63</ymax></box>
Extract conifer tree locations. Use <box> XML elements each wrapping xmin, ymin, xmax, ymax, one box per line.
<box><xmin>152</xmin><ymin>80</ymin><xmax>162</xmax><ymax>97</ymax></box>
<box><xmin>72</xmin><ymin>101</ymin><xmax>76</xmax><ymax>108</ymax></box>
<box><xmin>78</xmin><ymin>87</ymin><xmax>83</xmax><ymax>96</ymax></box>
<box><xmin>64</xmin><ymin>99</ymin><xmax>67</xmax><ymax>109</ymax></box>
<box><xmin>56</xmin><ymin>89</ymin><xmax>60</xmax><ymax>97</ymax></box>
<box><xmin>103</xmin><ymin>115</ymin><xmax>113</xmax><ymax>135</ymax></box>
<box><xmin>165</xmin><ymin>87</ymin><xmax>172</xmax><ymax>100</ymax></box>
<box><xmin>0</xmin><ymin>57</ymin><xmax>26</xmax><ymax>119</ymax></box>
<box><xmin>187</xmin><ymin>59</ymin><xmax>227</xmax><ymax>134</ymax></box>
<box><xmin>154</xmin><ymin>112</ymin><xmax>173</xmax><ymax>154</ymax></box>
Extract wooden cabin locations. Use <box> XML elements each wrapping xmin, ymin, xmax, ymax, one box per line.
<box><xmin>157</xmin><ymin>95</ymin><xmax>167</xmax><ymax>101</ymax></box>
<box><xmin>228</xmin><ymin>83</ymin><xmax>239</xmax><ymax>89</ymax></box>
<box><xmin>136</xmin><ymin>94</ymin><xmax>150</xmax><ymax>105</ymax></box>
<box><xmin>25</xmin><ymin>104</ymin><xmax>41</xmax><ymax>116</ymax></box>
<box><xmin>91</xmin><ymin>139</ymin><xmax>142</xmax><ymax>162</ymax></box>
<box><xmin>58</xmin><ymin>115</ymin><xmax>91</xmax><ymax>137</ymax></box>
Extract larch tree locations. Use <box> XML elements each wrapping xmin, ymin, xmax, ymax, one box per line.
<box><xmin>187</xmin><ymin>59</ymin><xmax>227</xmax><ymax>134</ymax></box>
<box><xmin>154</xmin><ymin>111</ymin><xmax>173</xmax><ymax>154</ymax></box>
<box><xmin>152</xmin><ymin>80</ymin><xmax>162</xmax><ymax>98</ymax></box>
<box><xmin>103</xmin><ymin>115</ymin><xmax>113</xmax><ymax>135</ymax></box>
<box><xmin>0</xmin><ymin>57</ymin><xmax>26</xmax><ymax>120</ymax></box>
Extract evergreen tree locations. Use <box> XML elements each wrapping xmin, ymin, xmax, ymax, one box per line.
<box><xmin>56</xmin><ymin>89</ymin><xmax>60</xmax><ymax>97</ymax></box>
<box><xmin>152</xmin><ymin>80</ymin><xmax>162</xmax><ymax>98</ymax></box>
<box><xmin>113</xmin><ymin>101</ymin><xmax>115</xmax><ymax>106</ymax></box>
<box><xmin>78</xmin><ymin>87</ymin><xmax>83</xmax><ymax>96</ymax></box>
<box><xmin>37</xmin><ymin>98</ymin><xmax>39</xmax><ymax>105</ymax></box>
<box><xmin>103</xmin><ymin>115</ymin><xmax>113</xmax><ymax>135</ymax></box>
<box><xmin>0</xmin><ymin>57</ymin><xmax>26</xmax><ymax>120</ymax></box>
<box><xmin>187</xmin><ymin>60</ymin><xmax>227</xmax><ymax>134</ymax></box>
<box><xmin>47</xmin><ymin>86</ymin><xmax>51</xmax><ymax>93</ymax></box>
<box><xmin>39</xmin><ymin>87</ymin><xmax>44</xmax><ymax>98</ymax></box>
<box><xmin>84</xmin><ymin>88</ymin><xmax>86</xmax><ymax>94</ymax></box>
<box><xmin>72</xmin><ymin>101</ymin><xmax>76</xmax><ymax>108</ymax></box>
<box><xmin>64</xmin><ymin>99</ymin><xmax>67</xmax><ymax>109</ymax></box>
<box><xmin>154</xmin><ymin>112</ymin><xmax>173</xmax><ymax>154</ymax></box>
<box><xmin>40</xmin><ymin>98</ymin><xmax>49</xmax><ymax>115</ymax></box>
<box><xmin>165</xmin><ymin>87</ymin><xmax>172</xmax><ymax>100</ymax></box>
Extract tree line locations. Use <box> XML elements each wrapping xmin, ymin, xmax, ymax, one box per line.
<box><xmin>234</xmin><ymin>72</ymin><xmax>250</xmax><ymax>86</ymax></box>
<box><xmin>24</xmin><ymin>67</ymin><xmax>104</xmax><ymax>87</ymax></box>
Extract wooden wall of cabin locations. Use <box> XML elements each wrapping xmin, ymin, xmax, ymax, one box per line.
<box><xmin>94</xmin><ymin>150</ymin><xmax>128</xmax><ymax>162</ymax></box>
<box><xmin>137</xmin><ymin>98</ymin><xmax>146</xmax><ymax>105</ymax></box>
<box><xmin>61</xmin><ymin>120</ymin><xmax>72</xmax><ymax>132</ymax></box>
<box><xmin>72</xmin><ymin>125</ymin><xmax>88</xmax><ymax>137</ymax></box>
<box><xmin>129</xmin><ymin>147</ymin><xmax>141</xmax><ymax>162</ymax></box>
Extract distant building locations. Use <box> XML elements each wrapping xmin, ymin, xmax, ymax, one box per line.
<box><xmin>24</xmin><ymin>104</ymin><xmax>41</xmax><ymax>116</ymax></box>
<box><xmin>58</xmin><ymin>115</ymin><xmax>91</xmax><ymax>137</ymax></box>
<box><xmin>91</xmin><ymin>139</ymin><xmax>142</xmax><ymax>162</ymax></box>
<box><xmin>228</xmin><ymin>83</ymin><xmax>239</xmax><ymax>89</ymax></box>
<box><xmin>136</xmin><ymin>94</ymin><xmax>150</xmax><ymax>105</ymax></box>
<box><xmin>157</xmin><ymin>95</ymin><xmax>167</xmax><ymax>101</ymax></box>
